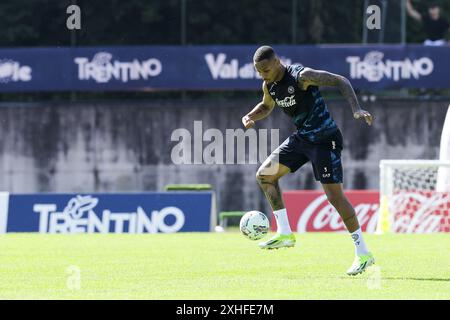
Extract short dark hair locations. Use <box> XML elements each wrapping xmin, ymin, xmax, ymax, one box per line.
<box><xmin>253</xmin><ymin>46</ymin><xmax>275</xmax><ymax>62</ymax></box>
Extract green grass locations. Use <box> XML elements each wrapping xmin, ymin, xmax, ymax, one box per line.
<box><xmin>0</xmin><ymin>232</ymin><xmax>449</xmax><ymax>299</ymax></box>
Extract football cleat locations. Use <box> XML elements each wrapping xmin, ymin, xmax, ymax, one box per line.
<box><xmin>346</xmin><ymin>252</ymin><xmax>375</xmax><ymax>276</ymax></box>
<box><xmin>258</xmin><ymin>233</ymin><xmax>296</xmax><ymax>250</ymax></box>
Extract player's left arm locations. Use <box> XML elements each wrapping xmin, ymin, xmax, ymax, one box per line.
<box><xmin>298</xmin><ymin>67</ymin><xmax>373</xmax><ymax>126</ymax></box>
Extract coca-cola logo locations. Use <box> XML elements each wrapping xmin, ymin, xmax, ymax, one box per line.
<box><xmin>285</xmin><ymin>190</ymin><xmax>449</xmax><ymax>234</ymax></box>
<box><xmin>296</xmin><ymin>194</ymin><xmax>379</xmax><ymax>233</ymax></box>
<box><xmin>390</xmin><ymin>192</ymin><xmax>450</xmax><ymax>233</ymax></box>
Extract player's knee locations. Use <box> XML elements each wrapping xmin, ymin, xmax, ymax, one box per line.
<box><xmin>256</xmin><ymin>169</ymin><xmax>277</xmax><ymax>184</ymax></box>
<box><xmin>255</xmin><ymin>170</ymin><xmax>266</xmax><ymax>182</ymax></box>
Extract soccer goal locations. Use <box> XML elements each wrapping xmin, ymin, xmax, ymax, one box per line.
<box><xmin>377</xmin><ymin>160</ymin><xmax>450</xmax><ymax>233</ymax></box>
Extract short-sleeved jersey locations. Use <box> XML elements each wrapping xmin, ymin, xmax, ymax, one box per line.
<box><xmin>266</xmin><ymin>64</ymin><xmax>338</xmax><ymax>142</ymax></box>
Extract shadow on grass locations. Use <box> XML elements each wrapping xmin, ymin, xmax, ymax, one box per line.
<box><xmin>383</xmin><ymin>277</ymin><xmax>450</xmax><ymax>282</ymax></box>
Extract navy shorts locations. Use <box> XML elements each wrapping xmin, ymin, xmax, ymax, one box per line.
<box><xmin>272</xmin><ymin>129</ymin><xmax>344</xmax><ymax>184</ymax></box>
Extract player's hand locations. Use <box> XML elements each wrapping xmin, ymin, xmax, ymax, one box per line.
<box><xmin>353</xmin><ymin>109</ymin><xmax>373</xmax><ymax>126</ymax></box>
<box><xmin>242</xmin><ymin>115</ymin><xmax>255</xmax><ymax>129</ymax></box>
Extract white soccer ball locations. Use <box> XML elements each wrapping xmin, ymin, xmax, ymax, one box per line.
<box><xmin>239</xmin><ymin>211</ymin><xmax>270</xmax><ymax>240</ymax></box>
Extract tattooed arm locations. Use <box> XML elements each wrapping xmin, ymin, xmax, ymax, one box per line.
<box><xmin>298</xmin><ymin>67</ymin><xmax>373</xmax><ymax>126</ymax></box>
<box><xmin>242</xmin><ymin>81</ymin><xmax>276</xmax><ymax>129</ymax></box>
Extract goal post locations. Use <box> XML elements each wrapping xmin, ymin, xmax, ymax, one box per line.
<box><xmin>377</xmin><ymin>160</ymin><xmax>450</xmax><ymax>234</ymax></box>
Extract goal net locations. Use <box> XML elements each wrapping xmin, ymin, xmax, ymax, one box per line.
<box><xmin>377</xmin><ymin>160</ymin><xmax>450</xmax><ymax>233</ymax></box>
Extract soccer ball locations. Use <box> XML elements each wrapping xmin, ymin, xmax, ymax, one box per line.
<box><xmin>239</xmin><ymin>211</ymin><xmax>269</xmax><ymax>240</ymax></box>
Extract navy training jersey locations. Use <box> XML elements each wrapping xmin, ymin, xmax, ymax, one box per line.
<box><xmin>266</xmin><ymin>64</ymin><xmax>338</xmax><ymax>142</ymax></box>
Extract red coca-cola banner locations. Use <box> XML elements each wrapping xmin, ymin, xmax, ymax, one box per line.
<box><xmin>390</xmin><ymin>191</ymin><xmax>450</xmax><ymax>233</ymax></box>
<box><xmin>279</xmin><ymin>190</ymin><xmax>380</xmax><ymax>233</ymax></box>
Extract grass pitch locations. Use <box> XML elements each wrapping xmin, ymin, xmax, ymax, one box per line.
<box><xmin>0</xmin><ymin>232</ymin><xmax>448</xmax><ymax>299</ymax></box>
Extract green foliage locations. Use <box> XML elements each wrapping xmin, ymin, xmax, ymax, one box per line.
<box><xmin>4</xmin><ymin>0</ymin><xmax>448</xmax><ymax>46</ymax></box>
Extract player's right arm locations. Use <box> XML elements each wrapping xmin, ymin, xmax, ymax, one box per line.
<box><xmin>242</xmin><ymin>82</ymin><xmax>276</xmax><ymax>129</ymax></box>
<box><xmin>406</xmin><ymin>0</ymin><xmax>422</xmax><ymax>22</ymax></box>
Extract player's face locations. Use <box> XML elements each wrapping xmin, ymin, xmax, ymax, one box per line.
<box><xmin>254</xmin><ymin>58</ymin><xmax>279</xmax><ymax>83</ymax></box>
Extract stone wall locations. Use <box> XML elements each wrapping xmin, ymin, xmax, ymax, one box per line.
<box><xmin>0</xmin><ymin>98</ymin><xmax>447</xmax><ymax>213</ymax></box>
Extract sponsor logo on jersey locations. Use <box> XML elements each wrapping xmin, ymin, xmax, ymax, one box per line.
<box><xmin>288</xmin><ymin>86</ymin><xmax>295</xmax><ymax>94</ymax></box>
<box><xmin>275</xmin><ymin>95</ymin><xmax>296</xmax><ymax>108</ymax></box>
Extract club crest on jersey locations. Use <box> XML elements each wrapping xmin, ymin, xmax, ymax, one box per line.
<box><xmin>287</xmin><ymin>86</ymin><xmax>295</xmax><ymax>94</ymax></box>
<box><xmin>275</xmin><ymin>95</ymin><xmax>296</xmax><ymax>108</ymax></box>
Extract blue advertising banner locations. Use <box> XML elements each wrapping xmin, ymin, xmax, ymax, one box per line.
<box><xmin>0</xmin><ymin>45</ymin><xmax>448</xmax><ymax>91</ymax></box>
<box><xmin>0</xmin><ymin>192</ymin><xmax>215</xmax><ymax>233</ymax></box>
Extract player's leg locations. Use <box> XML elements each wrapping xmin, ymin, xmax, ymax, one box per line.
<box><xmin>321</xmin><ymin>183</ymin><xmax>360</xmax><ymax>233</ymax></box>
<box><xmin>321</xmin><ymin>183</ymin><xmax>370</xmax><ymax>253</ymax></box>
<box><xmin>256</xmin><ymin>157</ymin><xmax>292</xmax><ymax>238</ymax></box>
<box><xmin>255</xmin><ymin>157</ymin><xmax>290</xmax><ymax>212</ymax></box>
<box><xmin>256</xmin><ymin>158</ymin><xmax>296</xmax><ymax>249</ymax></box>
<box><xmin>321</xmin><ymin>183</ymin><xmax>375</xmax><ymax>275</ymax></box>
<box><xmin>310</xmin><ymin>129</ymin><xmax>374</xmax><ymax>275</ymax></box>
<box><xmin>256</xmin><ymin>135</ymin><xmax>309</xmax><ymax>249</ymax></box>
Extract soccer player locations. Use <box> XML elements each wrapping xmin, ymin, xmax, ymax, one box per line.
<box><xmin>242</xmin><ymin>46</ymin><xmax>375</xmax><ymax>276</ymax></box>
